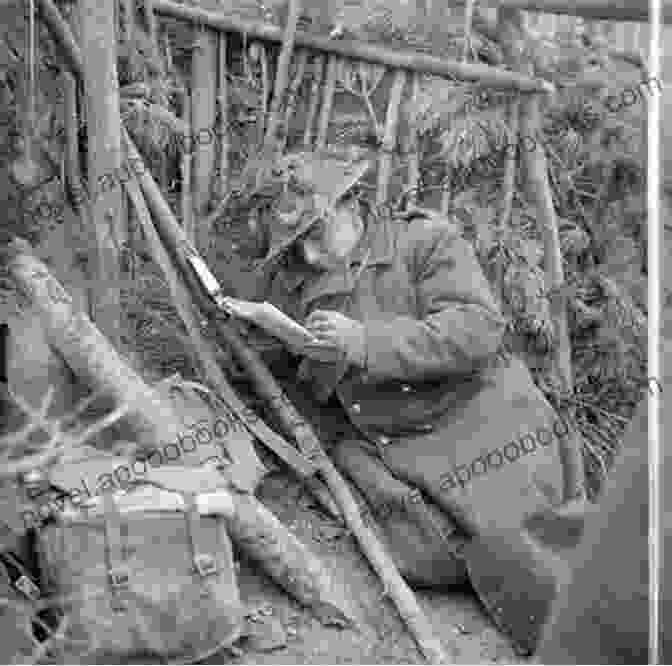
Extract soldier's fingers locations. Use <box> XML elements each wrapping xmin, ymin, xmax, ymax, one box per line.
<box><xmin>306</xmin><ymin>320</ymin><xmax>332</xmax><ymax>332</ymax></box>
<box><xmin>305</xmin><ymin>310</ymin><xmax>331</xmax><ymax>326</ymax></box>
<box><xmin>310</xmin><ymin>329</ymin><xmax>336</xmax><ymax>343</ymax></box>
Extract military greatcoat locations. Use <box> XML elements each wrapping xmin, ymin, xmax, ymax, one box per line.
<box><xmin>255</xmin><ymin>208</ymin><xmax>582</xmax><ymax>654</ymax></box>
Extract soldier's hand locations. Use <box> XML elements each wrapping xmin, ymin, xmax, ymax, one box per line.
<box><xmin>394</xmin><ymin>205</ymin><xmax>444</xmax><ymax>223</ymax></box>
<box><xmin>220</xmin><ymin>296</ymin><xmax>260</xmax><ymax>321</ymax></box>
<box><xmin>304</xmin><ymin>310</ymin><xmax>366</xmax><ymax>367</ymax></box>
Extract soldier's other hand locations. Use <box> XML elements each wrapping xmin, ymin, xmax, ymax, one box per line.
<box><xmin>395</xmin><ymin>205</ymin><xmax>443</xmax><ymax>223</ymax></box>
<box><xmin>304</xmin><ymin>310</ymin><xmax>366</xmax><ymax>367</ymax></box>
<box><xmin>220</xmin><ymin>296</ymin><xmax>260</xmax><ymax>321</ymax></box>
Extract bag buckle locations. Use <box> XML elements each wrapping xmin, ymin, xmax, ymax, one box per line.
<box><xmin>194</xmin><ymin>554</ymin><xmax>218</xmax><ymax>578</ymax></box>
<box><xmin>14</xmin><ymin>574</ymin><xmax>41</xmax><ymax>601</ymax></box>
<box><xmin>108</xmin><ymin>567</ymin><xmax>130</xmax><ymax>590</ymax></box>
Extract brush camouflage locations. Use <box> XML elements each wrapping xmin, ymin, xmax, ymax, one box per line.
<box><xmin>255</xmin><ymin>149</ymin><xmax>373</xmax><ymax>267</ymax></box>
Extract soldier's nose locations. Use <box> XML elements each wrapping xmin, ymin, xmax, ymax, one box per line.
<box><xmin>301</xmin><ymin>242</ymin><xmax>321</xmax><ymax>266</ymax></box>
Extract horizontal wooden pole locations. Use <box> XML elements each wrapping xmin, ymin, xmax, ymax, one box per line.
<box><xmin>153</xmin><ymin>0</ymin><xmax>553</xmax><ymax>94</ymax></box>
<box><xmin>498</xmin><ymin>0</ymin><xmax>672</xmax><ymax>23</ymax></box>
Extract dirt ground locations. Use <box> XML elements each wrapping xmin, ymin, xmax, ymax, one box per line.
<box><xmin>212</xmin><ymin>471</ymin><xmax>524</xmax><ymax>665</ymax></box>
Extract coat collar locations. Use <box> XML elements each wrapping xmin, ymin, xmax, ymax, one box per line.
<box><xmin>277</xmin><ymin>212</ymin><xmax>395</xmax><ymax>304</ymax></box>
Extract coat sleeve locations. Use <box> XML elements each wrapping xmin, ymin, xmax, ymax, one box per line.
<box><xmin>238</xmin><ymin>268</ymin><xmax>301</xmax><ymax>380</ymax></box>
<box><xmin>362</xmin><ymin>216</ymin><xmax>506</xmax><ymax>382</ymax></box>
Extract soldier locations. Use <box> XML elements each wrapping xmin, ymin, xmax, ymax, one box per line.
<box><xmin>224</xmin><ymin>148</ymin><xmax>586</xmax><ymax>655</ymax></box>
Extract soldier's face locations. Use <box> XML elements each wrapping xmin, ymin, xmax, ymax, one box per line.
<box><xmin>298</xmin><ymin>198</ymin><xmax>362</xmax><ymax>271</ymax></box>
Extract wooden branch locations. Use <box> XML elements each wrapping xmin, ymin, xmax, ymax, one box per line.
<box><xmin>61</xmin><ymin>69</ymin><xmax>86</xmax><ymax>214</ymax></box>
<box><xmin>191</xmin><ymin>26</ymin><xmax>218</xmax><ymax>226</ymax></box>
<box><xmin>440</xmin><ymin>167</ymin><xmax>452</xmax><ymax>214</ymax></box>
<box><xmin>258</xmin><ymin>43</ymin><xmax>269</xmax><ymax>149</ymax></box>
<box><xmin>519</xmin><ymin>93</ymin><xmax>584</xmax><ymax>500</ymax></box>
<box><xmin>497</xmin><ymin>98</ymin><xmax>519</xmax><ymax>232</ymax></box>
<box><xmin>180</xmin><ymin>86</ymin><xmax>194</xmax><ymax>243</ymax></box>
<box><xmin>263</xmin><ymin>0</ymin><xmax>302</xmax><ymax>156</ymax></box>
<box><xmin>608</xmin><ymin>49</ymin><xmax>648</xmax><ymax>72</ymax></box>
<box><xmin>1</xmin><ymin>238</ymin><xmax>185</xmax><ymax>452</ymax></box>
<box><xmin>377</xmin><ymin>68</ymin><xmax>406</xmax><ymax>206</ymax></box>
<box><xmin>79</xmin><ymin>0</ymin><xmax>124</xmax><ymax>348</ymax></box>
<box><xmin>152</xmin><ymin>0</ymin><xmax>554</xmax><ymax>94</ymax></box>
<box><xmin>121</xmin><ymin>0</ymin><xmax>134</xmax><ymax>41</ymax></box>
<box><xmin>461</xmin><ymin>0</ymin><xmax>475</xmax><ymax>62</ymax></box>
<box><xmin>282</xmin><ymin>49</ymin><xmax>309</xmax><ymax>151</ymax></box>
<box><xmin>323</xmin><ymin>462</ymin><xmax>447</xmax><ymax>661</ymax></box>
<box><xmin>217</xmin><ymin>33</ymin><xmax>229</xmax><ymax>199</ymax></box>
<box><xmin>35</xmin><ymin>0</ymin><xmax>83</xmax><ymax>76</ymax></box>
<box><xmin>144</xmin><ymin>0</ymin><xmax>157</xmax><ymax>45</ymax></box>
<box><xmin>224</xmin><ymin>491</ymin><xmax>354</xmax><ymax>626</ymax></box>
<box><xmin>120</xmin><ymin>132</ymin><xmax>446</xmax><ymax>664</ymax></box>
<box><xmin>61</xmin><ymin>67</ymin><xmax>94</xmax><ymax>317</ymax></box>
<box><xmin>404</xmin><ymin>72</ymin><xmax>421</xmax><ymax>205</ymax></box>
<box><xmin>316</xmin><ymin>55</ymin><xmax>339</xmax><ymax>149</ymax></box>
<box><xmin>303</xmin><ymin>53</ymin><xmax>325</xmax><ymax>147</ymax></box>
<box><xmin>163</xmin><ymin>30</ymin><xmax>173</xmax><ymax>70</ymax></box>
<box><xmin>497</xmin><ymin>0</ymin><xmax>668</xmax><ymax>23</ymax></box>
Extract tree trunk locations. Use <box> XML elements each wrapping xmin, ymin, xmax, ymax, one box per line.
<box><xmin>191</xmin><ymin>26</ymin><xmax>218</xmax><ymax>241</ymax></box>
<box><xmin>262</xmin><ymin>0</ymin><xmax>302</xmax><ymax>157</ymax></box>
<box><xmin>144</xmin><ymin>0</ymin><xmax>157</xmax><ymax>45</ymax></box>
<box><xmin>36</xmin><ymin>0</ymin><xmax>83</xmax><ymax>76</ymax></box>
<box><xmin>121</xmin><ymin>0</ymin><xmax>134</xmax><ymax>41</ymax></box>
<box><xmin>404</xmin><ymin>72</ymin><xmax>421</xmax><ymax>205</ymax></box>
<box><xmin>519</xmin><ymin>89</ymin><xmax>585</xmax><ymax>501</ymax></box>
<box><xmin>180</xmin><ymin>85</ymin><xmax>194</xmax><ymax>244</ymax></box>
<box><xmin>216</xmin><ymin>33</ymin><xmax>229</xmax><ymax>199</ymax></box>
<box><xmin>60</xmin><ymin>58</ymin><xmax>94</xmax><ymax>317</ymax></box>
<box><xmin>497</xmin><ymin>0</ymin><xmax>659</xmax><ymax>23</ymax></box>
<box><xmin>377</xmin><ymin>68</ymin><xmax>406</xmax><ymax>206</ymax></box>
<box><xmin>303</xmin><ymin>54</ymin><xmax>324</xmax><ymax>147</ymax></box>
<box><xmin>2</xmin><ymin>238</ymin><xmax>184</xmax><ymax>452</ymax></box>
<box><xmin>316</xmin><ymin>55</ymin><xmax>339</xmax><ymax>149</ymax></box>
<box><xmin>77</xmin><ymin>0</ymin><xmax>124</xmax><ymax>349</ymax></box>
<box><xmin>282</xmin><ymin>49</ymin><xmax>309</xmax><ymax>151</ymax></box>
<box><xmin>495</xmin><ymin>5</ymin><xmax>584</xmax><ymax>501</ymax></box>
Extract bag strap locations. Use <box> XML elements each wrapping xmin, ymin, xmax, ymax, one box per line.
<box><xmin>0</xmin><ymin>549</ymin><xmax>41</xmax><ymax>602</ymax></box>
<box><xmin>102</xmin><ymin>492</ymin><xmax>130</xmax><ymax>613</ymax></box>
<box><xmin>182</xmin><ymin>493</ymin><xmax>219</xmax><ymax>596</ymax></box>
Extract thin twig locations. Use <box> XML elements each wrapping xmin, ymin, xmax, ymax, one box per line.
<box><xmin>303</xmin><ymin>53</ymin><xmax>324</xmax><ymax>147</ymax></box>
<box><xmin>316</xmin><ymin>55</ymin><xmax>339</xmax><ymax>148</ymax></box>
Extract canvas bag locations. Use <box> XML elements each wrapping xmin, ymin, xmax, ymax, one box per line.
<box><xmin>152</xmin><ymin>374</ymin><xmax>266</xmax><ymax>492</ymax></box>
<box><xmin>37</xmin><ymin>487</ymin><xmax>243</xmax><ymax>664</ymax></box>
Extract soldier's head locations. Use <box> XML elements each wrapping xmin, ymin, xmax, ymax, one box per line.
<box><xmin>251</xmin><ymin>149</ymin><xmax>373</xmax><ymax>271</ymax></box>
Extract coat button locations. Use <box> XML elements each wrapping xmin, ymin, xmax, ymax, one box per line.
<box><xmin>401</xmin><ymin>384</ymin><xmax>412</xmax><ymax>393</ymax></box>
<box><xmin>351</xmin><ymin>403</ymin><xmax>361</xmax><ymax>414</ymax></box>
<box><xmin>378</xmin><ymin>435</ymin><xmax>390</xmax><ymax>446</ymax></box>
<box><xmin>420</xmin><ymin>424</ymin><xmax>434</xmax><ymax>432</ymax></box>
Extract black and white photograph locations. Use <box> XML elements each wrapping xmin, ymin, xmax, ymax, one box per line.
<box><xmin>0</xmin><ymin>0</ymin><xmax>662</xmax><ymax>663</ymax></box>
